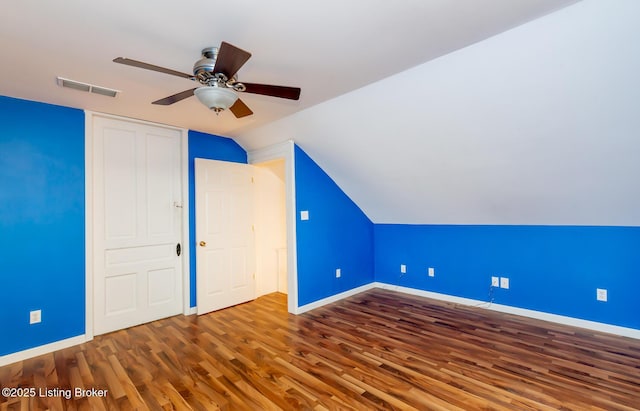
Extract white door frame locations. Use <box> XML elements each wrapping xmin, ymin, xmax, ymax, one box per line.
<box><xmin>84</xmin><ymin>111</ymin><xmax>190</xmax><ymax>341</ymax></box>
<box><xmin>248</xmin><ymin>140</ymin><xmax>299</xmax><ymax>314</ymax></box>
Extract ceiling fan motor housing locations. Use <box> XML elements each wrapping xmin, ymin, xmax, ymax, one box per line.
<box><xmin>193</xmin><ymin>47</ymin><xmax>224</xmax><ymax>80</ymax></box>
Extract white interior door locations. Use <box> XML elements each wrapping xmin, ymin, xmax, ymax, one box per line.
<box><xmin>92</xmin><ymin>116</ymin><xmax>183</xmax><ymax>335</ymax></box>
<box><xmin>196</xmin><ymin>158</ymin><xmax>256</xmax><ymax>314</ymax></box>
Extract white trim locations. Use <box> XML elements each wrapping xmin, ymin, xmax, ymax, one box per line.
<box><xmin>285</xmin><ymin>142</ymin><xmax>298</xmax><ymax>314</ymax></box>
<box><xmin>248</xmin><ymin>140</ymin><xmax>292</xmax><ymax>163</ymax></box>
<box><xmin>0</xmin><ymin>335</ymin><xmax>86</xmax><ymax>367</ymax></box>
<box><xmin>248</xmin><ymin>140</ymin><xmax>299</xmax><ymax>314</ymax></box>
<box><xmin>84</xmin><ymin>111</ymin><xmax>94</xmax><ymax>342</ymax></box>
<box><xmin>296</xmin><ymin>283</ymin><xmax>377</xmax><ymax>314</ymax></box>
<box><xmin>373</xmin><ymin>282</ymin><xmax>640</xmax><ymax>340</ymax></box>
<box><xmin>82</xmin><ymin>110</ymin><xmax>186</xmax><ymax>132</ymax></box>
<box><xmin>181</xmin><ymin>129</ymin><xmax>191</xmax><ymax>315</ymax></box>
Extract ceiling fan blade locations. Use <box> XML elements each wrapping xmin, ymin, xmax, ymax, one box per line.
<box><xmin>229</xmin><ymin>98</ymin><xmax>253</xmax><ymax>118</ymax></box>
<box><xmin>241</xmin><ymin>83</ymin><xmax>301</xmax><ymax>100</ymax></box>
<box><xmin>113</xmin><ymin>57</ymin><xmax>193</xmax><ymax>79</ymax></box>
<box><xmin>152</xmin><ymin>88</ymin><xmax>197</xmax><ymax>105</ymax></box>
<box><xmin>213</xmin><ymin>42</ymin><xmax>252</xmax><ymax>79</ymax></box>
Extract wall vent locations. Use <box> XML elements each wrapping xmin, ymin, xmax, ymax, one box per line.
<box><xmin>56</xmin><ymin>77</ymin><xmax>120</xmax><ymax>97</ymax></box>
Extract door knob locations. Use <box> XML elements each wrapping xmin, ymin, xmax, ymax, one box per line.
<box><xmin>199</xmin><ymin>241</ymin><xmax>206</xmax><ymax>247</ymax></box>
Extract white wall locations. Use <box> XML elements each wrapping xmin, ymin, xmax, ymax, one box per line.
<box><xmin>254</xmin><ymin>160</ymin><xmax>287</xmax><ymax>296</ymax></box>
<box><xmin>241</xmin><ymin>0</ymin><xmax>640</xmax><ymax>226</ymax></box>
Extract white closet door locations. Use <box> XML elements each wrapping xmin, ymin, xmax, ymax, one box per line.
<box><xmin>92</xmin><ymin>116</ymin><xmax>183</xmax><ymax>335</ymax></box>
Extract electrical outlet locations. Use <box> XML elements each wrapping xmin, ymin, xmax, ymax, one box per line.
<box><xmin>428</xmin><ymin>267</ymin><xmax>435</xmax><ymax>277</ymax></box>
<box><xmin>30</xmin><ymin>310</ymin><xmax>41</xmax><ymax>324</ymax></box>
<box><xmin>596</xmin><ymin>288</ymin><xmax>607</xmax><ymax>302</ymax></box>
<box><xmin>491</xmin><ymin>276</ymin><xmax>499</xmax><ymax>287</ymax></box>
<box><xmin>300</xmin><ymin>210</ymin><xmax>309</xmax><ymax>221</ymax></box>
<box><xmin>500</xmin><ymin>277</ymin><xmax>509</xmax><ymax>289</ymax></box>
<box><xmin>335</xmin><ymin>268</ymin><xmax>341</xmax><ymax>278</ymax></box>
<box><xmin>400</xmin><ymin>264</ymin><xmax>406</xmax><ymax>274</ymax></box>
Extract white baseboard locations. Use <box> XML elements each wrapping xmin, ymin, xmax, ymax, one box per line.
<box><xmin>2</xmin><ymin>305</ymin><xmax>197</xmax><ymax>366</ymax></box>
<box><xmin>0</xmin><ymin>335</ymin><xmax>87</xmax><ymax>367</ymax></box>
<box><xmin>294</xmin><ymin>283</ymin><xmax>377</xmax><ymax>314</ymax></box>
<box><xmin>4</xmin><ymin>283</ymin><xmax>637</xmax><ymax>367</ymax></box>
<box><xmin>373</xmin><ymin>282</ymin><xmax>640</xmax><ymax>340</ymax></box>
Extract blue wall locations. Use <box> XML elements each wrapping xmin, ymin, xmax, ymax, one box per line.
<box><xmin>0</xmin><ymin>96</ymin><xmax>85</xmax><ymax>356</ymax></box>
<box><xmin>295</xmin><ymin>145</ymin><xmax>374</xmax><ymax>305</ymax></box>
<box><xmin>375</xmin><ymin>224</ymin><xmax>640</xmax><ymax>329</ymax></box>
<box><xmin>1</xmin><ymin>94</ymin><xmax>637</xmax><ymax>359</ymax></box>
<box><xmin>188</xmin><ymin>130</ymin><xmax>247</xmax><ymax>307</ymax></box>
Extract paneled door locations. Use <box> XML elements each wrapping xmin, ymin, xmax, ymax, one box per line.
<box><xmin>195</xmin><ymin>158</ymin><xmax>256</xmax><ymax>314</ymax></box>
<box><xmin>92</xmin><ymin>116</ymin><xmax>183</xmax><ymax>335</ymax></box>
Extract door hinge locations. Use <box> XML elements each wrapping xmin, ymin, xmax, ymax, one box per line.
<box><xmin>251</xmin><ymin>176</ymin><xmax>254</xmax><ymax>183</ymax></box>
<box><xmin>252</xmin><ymin>225</ymin><xmax>255</xmax><ymax>232</ymax></box>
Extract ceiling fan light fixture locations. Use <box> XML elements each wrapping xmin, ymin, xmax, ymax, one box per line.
<box><xmin>194</xmin><ymin>86</ymin><xmax>238</xmax><ymax>113</ymax></box>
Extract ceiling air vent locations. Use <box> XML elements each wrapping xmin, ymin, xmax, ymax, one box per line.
<box><xmin>56</xmin><ymin>77</ymin><xmax>120</xmax><ymax>97</ymax></box>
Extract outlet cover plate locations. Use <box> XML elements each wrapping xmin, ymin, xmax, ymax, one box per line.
<box><xmin>428</xmin><ymin>267</ymin><xmax>435</xmax><ymax>277</ymax></box>
<box><xmin>491</xmin><ymin>276</ymin><xmax>499</xmax><ymax>287</ymax></box>
<box><xmin>336</xmin><ymin>268</ymin><xmax>341</xmax><ymax>278</ymax></box>
<box><xmin>400</xmin><ymin>264</ymin><xmax>406</xmax><ymax>274</ymax></box>
<box><xmin>500</xmin><ymin>277</ymin><xmax>509</xmax><ymax>289</ymax></box>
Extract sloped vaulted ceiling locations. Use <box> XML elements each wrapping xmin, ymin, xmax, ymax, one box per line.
<box><xmin>240</xmin><ymin>0</ymin><xmax>640</xmax><ymax>226</ymax></box>
<box><xmin>8</xmin><ymin>0</ymin><xmax>632</xmax><ymax>226</ymax></box>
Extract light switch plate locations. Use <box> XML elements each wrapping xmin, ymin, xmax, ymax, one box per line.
<box><xmin>300</xmin><ymin>210</ymin><xmax>309</xmax><ymax>220</ymax></box>
<box><xmin>30</xmin><ymin>310</ymin><xmax>41</xmax><ymax>324</ymax></box>
<box><xmin>596</xmin><ymin>288</ymin><xmax>607</xmax><ymax>302</ymax></box>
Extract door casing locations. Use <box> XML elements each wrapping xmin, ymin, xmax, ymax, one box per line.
<box><xmin>248</xmin><ymin>141</ymin><xmax>299</xmax><ymax>314</ymax></box>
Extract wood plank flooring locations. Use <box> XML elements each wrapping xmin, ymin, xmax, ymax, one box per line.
<box><xmin>1</xmin><ymin>289</ymin><xmax>639</xmax><ymax>410</ymax></box>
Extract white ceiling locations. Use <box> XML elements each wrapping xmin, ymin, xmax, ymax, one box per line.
<box><xmin>1</xmin><ymin>0</ymin><xmax>577</xmax><ymax>142</ymax></box>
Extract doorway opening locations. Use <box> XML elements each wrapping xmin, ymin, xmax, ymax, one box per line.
<box><xmin>254</xmin><ymin>159</ymin><xmax>288</xmax><ymax>297</ymax></box>
<box><xmin>248</xmin><ymin>140</ymin><xmax>298</xmax><ymax>313</ymax></box>
<box><xmin>195</xmin><ymin>140</ymin><xmax>298</xmax><ymax>314</ymax></box>
<box><xmin>194</xmin><ymin>141</ymin><xmax>297</xmax><ymax>315</ymax></box>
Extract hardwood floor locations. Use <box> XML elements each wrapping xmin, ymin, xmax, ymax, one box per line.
<box><xmin>1</xmin><ymin>289</ymin><xmax>639</xmax><ymax>410</ymax></box>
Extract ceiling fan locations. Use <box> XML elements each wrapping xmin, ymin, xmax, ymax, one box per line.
<box><xmin>113</xmin><ymin>41</ymin><xmax>301</xmax><ymax>118</ymax></box>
